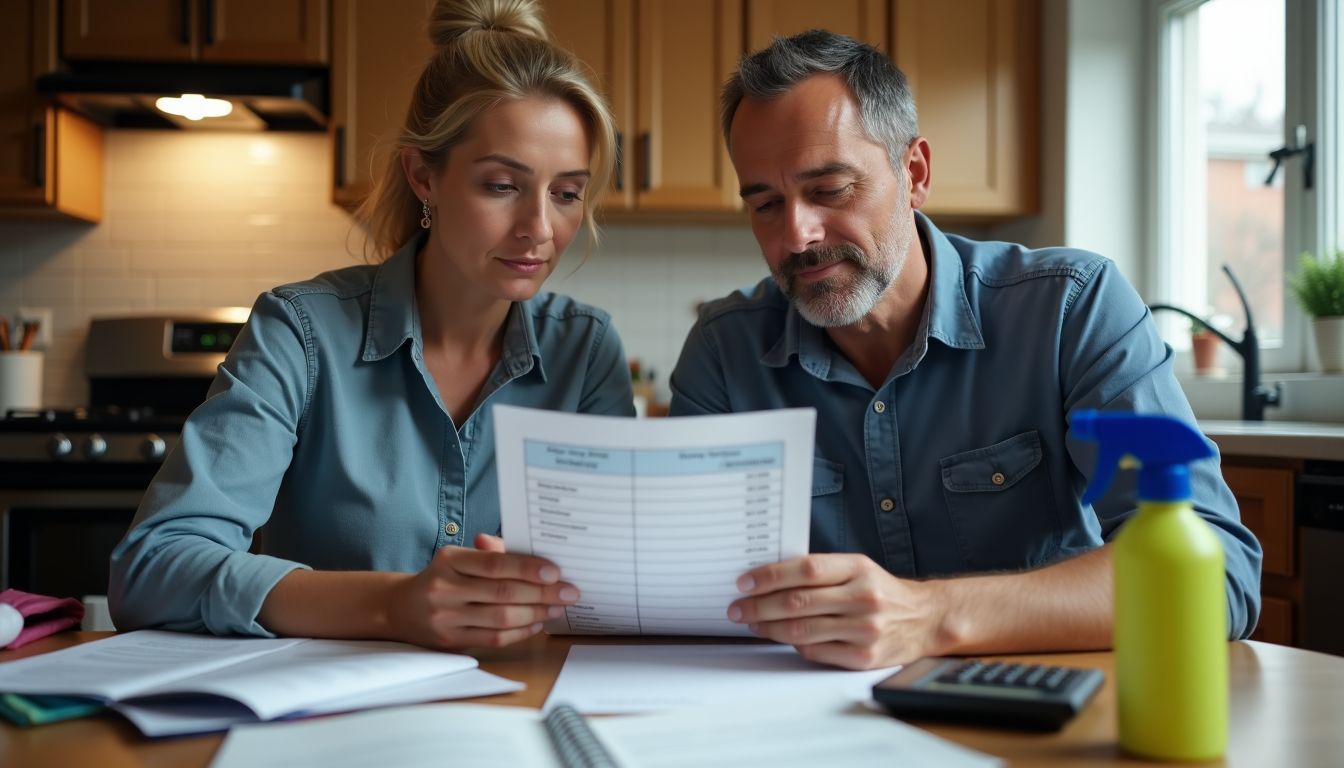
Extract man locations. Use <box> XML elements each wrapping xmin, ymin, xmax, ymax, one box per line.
<box><xmin>668</xmin><ymin>30</ymin><xmax>1261</xmax><ymax>670</ymax></box>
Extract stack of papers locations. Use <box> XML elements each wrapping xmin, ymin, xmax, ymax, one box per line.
<box><xmin>0</xmin><ymin>630</ymin><xmax>520</xmax><ymax>736</ymax></box>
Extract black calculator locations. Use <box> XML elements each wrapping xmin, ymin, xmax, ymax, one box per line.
<box><xmin>872</xmin><ymin>657</ymin><xmax>1104</xmax><ymax>731</ymax></box>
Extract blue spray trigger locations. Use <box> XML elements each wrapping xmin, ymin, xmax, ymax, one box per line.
<box><xmin>1074</xmin><ymin>410</ymin><xmax>1214</xmax><ymax>505</ymax></box>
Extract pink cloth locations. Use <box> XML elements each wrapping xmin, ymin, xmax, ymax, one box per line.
<box><xmin>0</xmin><ymin>589</ymin><xmax>85</xmax><ymax>650</ymax></box>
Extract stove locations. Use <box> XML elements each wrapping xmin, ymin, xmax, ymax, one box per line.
<box><xmin>0</xmin><ymin>309</ymin><xmax>248</xmax><ymax>605</ymax></box>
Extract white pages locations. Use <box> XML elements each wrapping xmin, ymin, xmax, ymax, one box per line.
<box><xmin>0</xmin><ymin>630</ymin><xmax>520</xmax><ymax>736</ymax></box>
<box><xmin>209</xmin><ymin>700</ymin><xmax>1004</xmax><ymax>768</ymax></box>
<box><xmin>495</xmin><ymin>406</ymin><xmax>816</xmax><ymax>636</ymax></box>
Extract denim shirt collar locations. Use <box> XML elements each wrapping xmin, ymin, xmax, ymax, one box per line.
<box><xmin>761</xmin><ymin>211</ymin><xmax>985</xmax><ymax>372</ymax></box>
<box><xmin>361</xmin><ymin>234</ymin><xmax>547</xmax><ymax>382</ymax></box>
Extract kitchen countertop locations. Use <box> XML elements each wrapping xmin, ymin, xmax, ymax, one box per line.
<box><xmin>1199</xmin><ymin>420</ymin><xmax>1344</xmax><ymax>462</ymax></box>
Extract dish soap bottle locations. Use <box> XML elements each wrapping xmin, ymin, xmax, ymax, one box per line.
<box><xmin>1074</xmin><ymin>410</ymin><xmax>1226</xmax><ymax>761</ymax></box>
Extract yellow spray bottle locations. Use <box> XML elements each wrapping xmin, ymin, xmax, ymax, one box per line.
<box><xmin>1075</xmin><ymin>410</ymin><xmax>1226</xmax><ymax>761</ymax></box>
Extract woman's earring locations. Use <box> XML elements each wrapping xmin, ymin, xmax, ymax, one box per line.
<box><xmin>420</xmin><ymin>198</ymin><xmax>432</xmax><ymax>230</ymax></box>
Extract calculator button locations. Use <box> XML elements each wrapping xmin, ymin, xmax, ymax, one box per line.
<box><xmin>1023</xmin><ymin>665</ymin><xmax>1048</xmax><ymax>687</ymax></box>
<box><xmin>1002</xmin><ymin>665</ymin><xmax>1028</xmax><ymax>686</ymax></box>
<box><xmin>955</xmin><ymin>662</ymin><xmax>985</xmax><ymax>683</ymax></box>
<box><xmin>978</xmin><ymin>663</ymin><xmax>1008</xmax><ymax>684</ymax></box>
<box><xmin>1043</xmin><ymin>667</ymin><xmax>1071</xmax><ymax>691</ymax></box>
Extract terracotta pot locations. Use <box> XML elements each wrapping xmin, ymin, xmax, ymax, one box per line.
<box><xmin>1191</xmin><ymin>331</ymin><xmax>1220</xmax><ymax>374</ymax></box>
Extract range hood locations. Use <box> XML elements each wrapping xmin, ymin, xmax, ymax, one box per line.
<box><xmin>36</xmin><ymin>62</ymin><xmax>327</xmax><ymax>131</ymax></box>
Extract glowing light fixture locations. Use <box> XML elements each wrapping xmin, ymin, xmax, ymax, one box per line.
<box><xmin>154</xmin><ymin>94</ymin><xmax>233</xmax><ymax>121</ymax></box>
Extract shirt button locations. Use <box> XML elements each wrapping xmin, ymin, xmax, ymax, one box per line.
<box><xmin>880</xmin><ymin>498</ymin><xmax>895</xmax><ymax>512</ymax></box>
<box><xmin>445</xmin><ymin>522</ymin><xmax>460</xmax><ymax>536</ymax></box>
<box><xmin>873</xmin><ymin>401</ymin><xmax>886</xmax><ymax>414</ymax></box>
<box><xmin>991</xmin><ymin>472</ymin><xmax>1006</xmax><ymax>486</ymax></box>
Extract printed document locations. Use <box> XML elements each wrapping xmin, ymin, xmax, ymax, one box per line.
<box><xmin>495</xmin><ymin>406</ymin><xmax>816</xmax><ymax>636</ymax></box>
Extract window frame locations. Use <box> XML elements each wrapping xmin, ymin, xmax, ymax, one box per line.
<box><xmin>1148</xmin><ymin>0</ymin><xmax>1330</xmax><ymax>374</ymax></box>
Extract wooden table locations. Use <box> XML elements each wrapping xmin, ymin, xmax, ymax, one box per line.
<box><xmin>2</xmin><ymin>633</ymin><xmax>1341</xmax><ymax>767</ymax></box>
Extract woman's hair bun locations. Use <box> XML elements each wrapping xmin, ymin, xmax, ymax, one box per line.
<box><xmin>429</xmin><ymin>0</ymin><xmax>548</xmax><ymax>49</ymax></box>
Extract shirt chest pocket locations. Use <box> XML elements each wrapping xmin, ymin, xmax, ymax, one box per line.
<box><xmin>939</xmin><ymin>430</ymin><xmax>1061</xmax><ymax>571</ymax></box>
<box><xmin>809</xmin><ymin>456</ymin><xmax>848</xmax><ymax>552</ymax></box>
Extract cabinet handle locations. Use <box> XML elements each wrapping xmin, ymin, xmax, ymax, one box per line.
<box><xmin>614</xmin><ymin>131</ymin><xmax>624</xmax><ymax>192</ymax></box>
<box><xmin>639</xmin><ymin>132</ymin><xmax>651</xmax><ymax>191</ymax></box>
<box><xmin>334</xmin><ymin>125</ymin><xmax>346</xmax><ymax>189</ymax></box>
<box><xmin>179</xmin><ymin>0</ymin><xmax>192</xmax><ymax>44</ymax></box>
<box><xmin>203</xmin><ymin>0</ymin><xmax>216</xmax><ymax>45</ymax></box>
<box><xmin>32</xmin><ymin>123</ymin><xmax>45</xmax><ymax>189</ymax></box>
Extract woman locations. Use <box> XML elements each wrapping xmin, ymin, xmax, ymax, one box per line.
<box><xmin>109</xmin><ymin>0</ymin><xmax>632</xmax><ymax>651</ymax></box>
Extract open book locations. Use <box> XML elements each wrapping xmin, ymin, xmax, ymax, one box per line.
<box><xmin>0</xmin><ymin>630</ymin><xmax>520</xmax><ymax>736</ymax></box>
<box><xmin>495</xmin><ymin>406</ymin><xmax>816</xmax><ymax>637</ymax></box>
<box><xmin>210</xmin><ymin>700</ymin><xmax>1003</xmax><ymax>768</ymax></box>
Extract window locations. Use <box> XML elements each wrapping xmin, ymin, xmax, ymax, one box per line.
<box><xmin>1152</xmin><ymin>0</ymin><xmax>1335</xmax><ymax>373</ymax></box>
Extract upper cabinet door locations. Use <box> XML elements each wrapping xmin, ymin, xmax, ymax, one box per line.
<box><xmin>543</xmin><ymin>0</ymin><xmax>634</xmax><ymax>211</ymax></box>
<box><xmin>199</xmin><ymin>0</ymin><xmax>327</xmax><ymax>65</ymax></box>
<box><xmin>62</xmin><ymin>0</ymin><xmax>195</xmax><ymax>61</ymax></box>
<box><xmin>329</xmin><ymin>0</ymin><xmax>431</xmax><ymax>208</ymax></box>
<box><xmin>893</xmin><ymin>0</ymin><xmax>1039</xmax><ymax>216</ymax></box>
<box><xmin>61</xmin><ymin>0</ymin><xmax>327</xmax><ymax>65</ymax></box>
<box><xmin>746</xmin><ymin>0</ymin><xmax>887</xmax><ymax>51</ymax></box>
<box><xmin>635</xmin><ymin>0</ymin><xmax>742</xmax><ymax>211</ymax></box>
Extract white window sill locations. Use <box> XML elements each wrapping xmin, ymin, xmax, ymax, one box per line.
<box><xmin>1174</xmin><ymin>372</ymin><xmax>1344</xmax><ymax>424</ymax></box>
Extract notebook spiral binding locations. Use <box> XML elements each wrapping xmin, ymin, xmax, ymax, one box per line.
<box><xmin>544</xmin><ymin>703</ymin><xmax>620</xmax><ymax>768</ymax></box>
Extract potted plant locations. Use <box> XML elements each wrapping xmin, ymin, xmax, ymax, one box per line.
<box><xmin>1190</xmin><ymin>318</ymin><xmax>1220</xmax><ymax>374</ymax></box>
<box><xmin>1288</xmin><ymin>252</ymin><xmax>1344</xmax><ymax>372</ymax></box>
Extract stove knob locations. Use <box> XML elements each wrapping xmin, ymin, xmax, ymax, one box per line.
<box><xmin>84</xmin><ymin>434</ymin><xmax>108</xmax><ymax>460</ymax></box>
<box><xmin>141</xmin><ymin>434</ymin><xmax>167</xmax><ymax>461</ymax></box>
<box><xmin>48</xmin><ymin>434</ymin><xmax>73</xmax><ymax>460</ymax></box>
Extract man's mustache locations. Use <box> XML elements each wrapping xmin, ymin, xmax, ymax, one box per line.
<box><xmin>779</xmin><ymin>243</ymin><xmax>867</xmax><ymax>282</ymax></box>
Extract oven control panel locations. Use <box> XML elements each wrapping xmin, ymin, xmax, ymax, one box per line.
<box><xmin>0</xmin><ymin>432</ymin><xmax>178</xmax><ymax>463</ymax></box>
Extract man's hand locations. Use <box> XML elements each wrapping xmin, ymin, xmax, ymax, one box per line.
<box><xmin>727</xmin><ymin>553</ymin><xmax>947</xmax><ymax>670</ymax></box>
<box><xmin>388</xmin><ymin>533</ymin><xmax>580</xmax><ymax>650</ymax></box>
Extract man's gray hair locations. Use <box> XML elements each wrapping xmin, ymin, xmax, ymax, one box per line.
<box><xmin>721</xmin><ymin>30</ymin><xmax>918</xmax><ymax>168</ymax></box>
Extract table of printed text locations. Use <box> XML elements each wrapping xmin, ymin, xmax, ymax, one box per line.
<box><xmin>523</xmin><ymin>440</ymin><xmax>786</xmax><ymax>634</ymax></box>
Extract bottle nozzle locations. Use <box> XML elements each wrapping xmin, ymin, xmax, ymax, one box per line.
<box><xmin>1074</xmin><ymin>410</ymin><xmax>1214</xmax><ymax>505</ymax></box>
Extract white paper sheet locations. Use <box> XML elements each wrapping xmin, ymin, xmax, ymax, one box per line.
<box><xmin>209</xmin><ymin>700</ymin><xmax>1002</xmax><ymax>768</ymax></box>
<box><xmin>541</xmin><ymin>644</ymin><xmax>899</xmax><ymax>714</ymax></box>
<box><xmin>495</xmin><ymin>406</ymin><xmax>816</xmax><ymax>636</ymax></box>
<box><xmin>115</xmin><ymin>668</ymin><xmax>523</xmax><ymax>737</ymax></box>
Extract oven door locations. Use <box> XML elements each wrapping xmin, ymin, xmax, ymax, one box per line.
<box><xmin>0</xmin><ymin>489</ymin><xmax>142</xmax><ymax>609</ymax></box>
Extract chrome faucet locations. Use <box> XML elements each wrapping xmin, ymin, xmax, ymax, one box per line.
<box><xmin>1149</xmin><ymin>265</ymin><xmax>1282</xmax><ymax>422</ymax></box>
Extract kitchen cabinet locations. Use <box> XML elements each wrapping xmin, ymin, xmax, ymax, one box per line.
<box><xmin>893</xmin><ymin>0</ymin><xmax>1039</xmax><ymax>217</ymax></box>
<box><xmin>1222</xmin><ymin>459</ymin><xmax>1299</xmax><ymax>646</ymax></box>
<box><xmin>549</xmin><ymin>0</ymin><xmax>742</xmax><ymax>213</ymax></box>
<box><xmin>746</xmin><ymin>0</ymin><xmax>888</xmax><ymax>50</ymax></box>
<box><xmin>329</xmin><ymin>0</ymin><xmax>1038</xmax><ymax>219</ymax></box>
<box><xmin>61</xmin><ymin>0</ymin><xmax>327</xmax><ymax>65</ymax></box>
<box><xmin>0</xmin><ymin>0</ymin><xmax>102</xmax><ymax>223</ymax></box>
<box><xmin>329</xmin><ymin>0</ymin><xmax>430</xmax><ymax>208</ymax></box>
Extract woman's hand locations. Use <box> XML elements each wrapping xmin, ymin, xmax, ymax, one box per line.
<box><xmin>388</xmin><ymin>533</ymin><xmax>580</xmax><ymax>649</ymax></box>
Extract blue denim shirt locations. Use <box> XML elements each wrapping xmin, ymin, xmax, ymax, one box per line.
<box><xmin>669</xmin><ymin>213</ymin><xmax>1262</xmax><ymax>639</ymax></box>
<box><xmin>110</xmin><ymin>237</ymin><xmax>635</xmax><ymax>636</ymax></box>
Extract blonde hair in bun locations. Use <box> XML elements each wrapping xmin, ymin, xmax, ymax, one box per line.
<box><xmin>428</xmin><ymin>0</ymin><xmax>548</xmax><ymax>47</ymax></box>
<box><xmin>358</xmin><ymin>0</ymin><xmax>616</xmax><ymax>260</ymax></box>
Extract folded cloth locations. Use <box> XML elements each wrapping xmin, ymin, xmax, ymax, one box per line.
<box><xmin>0</xmin><ymin>589</ymin><xmax>86</xmax><ymax>650</ymax></box>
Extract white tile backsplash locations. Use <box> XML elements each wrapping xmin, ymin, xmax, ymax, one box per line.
<box><xmin>0</xmin><ymin>130</ymin><xmax>767</xmax><ymax>408</ymax></box>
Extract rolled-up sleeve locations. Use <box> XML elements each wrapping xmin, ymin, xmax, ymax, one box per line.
<box><xmin>1060</xmin><ymin>260</ymin><xmax>1263</xmax><ymax>639</ymax></box>
<box><xmin>109</xmin><ymin>291</ymin><xmax>314</xmax><ymax>637</ymax></box>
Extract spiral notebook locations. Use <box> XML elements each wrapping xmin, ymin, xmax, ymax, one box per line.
<box><xmin>209</xmin><ymin>700</ymin><xmax>1002</xmax><ymax>768</ymax></box>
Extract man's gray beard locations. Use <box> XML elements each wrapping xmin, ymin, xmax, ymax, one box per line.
<box><xmin>772</xmin><ymin>242</ymin><xmax>902</xmax><ymax>328</ymax></box>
